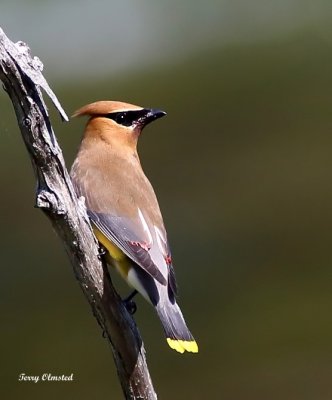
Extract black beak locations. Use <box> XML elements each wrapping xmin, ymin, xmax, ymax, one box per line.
<box><xmin>140</xmin><ymin>108</ymin><xmax>166</xmax><ymax>126</ymax></box>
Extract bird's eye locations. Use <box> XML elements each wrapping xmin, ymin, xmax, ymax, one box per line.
<box><xmin>106</xmin><ymin>112</ymin><xmax>133</xmax><ymax>127</ymax></box>
<box><xmin>105</xmin><ymin>110</ymin><xmax>146</xmax><ymax>127</ymax></box>
<box><xmin>115</xmin><ymin>113</ymin><xmax>127</xmax><ymax>124</ymax></box>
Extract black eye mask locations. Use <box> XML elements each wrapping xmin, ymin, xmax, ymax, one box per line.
<box><xmin>105</xmin><ymin>109</ymin><xmax>148</xmax><ymax>127</ymax></box>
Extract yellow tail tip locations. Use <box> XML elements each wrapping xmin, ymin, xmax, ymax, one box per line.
<box><xmin>167</xmin><ymin>338</ymin><xmax>199</xmax><ymax>354</ymax></box>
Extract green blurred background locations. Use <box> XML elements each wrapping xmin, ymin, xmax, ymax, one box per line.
<box><xmin>1</xmin><ymin>1</ymin><xmax>332</xmax><ymax>399</ymax></box>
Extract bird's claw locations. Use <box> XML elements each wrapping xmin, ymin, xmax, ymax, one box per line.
<box><xmin>124</xmin><ymin>299</ymin><xmax>137</xmax><ymax>315</ymax></box>
<box><xmin>123</xmin><ymin>290</ymin><xmax>138</xmax><ymax>314</ymax></box>
<box><xmin>98</xmin><ymin>245</ymin><xmax>107</xmax><ymax>259</ymax></box>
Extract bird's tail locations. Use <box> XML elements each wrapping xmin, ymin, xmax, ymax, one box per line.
<box><xmin>156</xmin><ymin>301</ymin><xmax>198</xmax><ymax>354</ymax></box>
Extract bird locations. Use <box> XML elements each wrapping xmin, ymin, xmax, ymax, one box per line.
<box><xmin>70</xmin><ymin>100</ymin><xmax>198</xmax><ymax>354</ymax></box>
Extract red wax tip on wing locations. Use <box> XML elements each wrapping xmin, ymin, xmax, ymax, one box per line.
<box><xmin>165</xmin><ymin>255</ymin><xmax>172</xmax><ymax>265</ymax></box>
<box><xmin>130</xmin><ymin>241</ymin><xmax>150</xmax><ymax>252</ymax></box>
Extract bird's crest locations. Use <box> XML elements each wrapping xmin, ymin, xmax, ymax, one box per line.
<box><xmin>72</xmin><ymin>101</ymin><xmax>143</xmax><ymax>118</ymax></box>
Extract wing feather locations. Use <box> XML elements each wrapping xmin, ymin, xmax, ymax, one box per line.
<box><xmin>89</xmin><ymin>211</ymin><xmax>167</xmax><ymax>285</ymax></box>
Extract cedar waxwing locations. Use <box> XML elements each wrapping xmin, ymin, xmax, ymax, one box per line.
<box><xmin>70</xmin><ymin>101</ymin><xmax>198</xmax><ymax>354</ymax></box>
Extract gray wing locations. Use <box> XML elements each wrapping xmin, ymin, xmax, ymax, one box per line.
<box><xmin>89</xmin><ymin>210</ymin><xmax>168</xmax><ymax>285</ymax></box>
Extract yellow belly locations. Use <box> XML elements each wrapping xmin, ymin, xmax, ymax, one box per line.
<box><xmin>93</xmin><ymin>225</ymin><xmax>152</xmax><ymax>303</ymax></box>
<box><xmin>93</xmin><ymin>226</ymin><xmax>131</xmax><ymax>279</ymax></box>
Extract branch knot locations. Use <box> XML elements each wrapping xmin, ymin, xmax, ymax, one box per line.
<box><xmin>23</xmin><ymin>117</ymin><xmax>31</xmax><ymax>128</ymax></box>
<box><xmin>35</xmin><ymin>189</ymin><xmax>65</xmax><ymax>214</ymax></box>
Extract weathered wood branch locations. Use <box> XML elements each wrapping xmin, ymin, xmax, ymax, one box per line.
<box><xmin>0</xmin><ymin>27</ymin><xmax>157</xmax><ymax>400</ymax></box>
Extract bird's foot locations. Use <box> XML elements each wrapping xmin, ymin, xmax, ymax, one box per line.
<box><xmin>123</xmin><ymin>290</ymin><xmax>138</xmax><ymax>315</ymax></box>
<box><xmin>98</xmin><ymin>245</ymin><xmax>107</xmax><ymax>259</ymax></box>
<box><xmin>124</xmin><ymin>299</ymin><xmax>137</xmax><ymax>315</ymax></box>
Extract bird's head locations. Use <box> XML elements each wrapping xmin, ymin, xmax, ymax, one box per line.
<box><xmin>73</xmin><ymin>101</ymin><xmax>166</xmax><ymax>148</ymax></box>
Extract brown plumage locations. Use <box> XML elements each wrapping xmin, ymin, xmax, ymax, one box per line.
<box><xmin>70</xmin><ymin>100</ymin><xmax>198</xmax><ymax>353</ymax></box>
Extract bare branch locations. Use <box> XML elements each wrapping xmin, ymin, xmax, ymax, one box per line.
<box><xmin>0</xmin><ymin>27</ymin><xmax>157</xmax><ymax>400</ymax></box>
